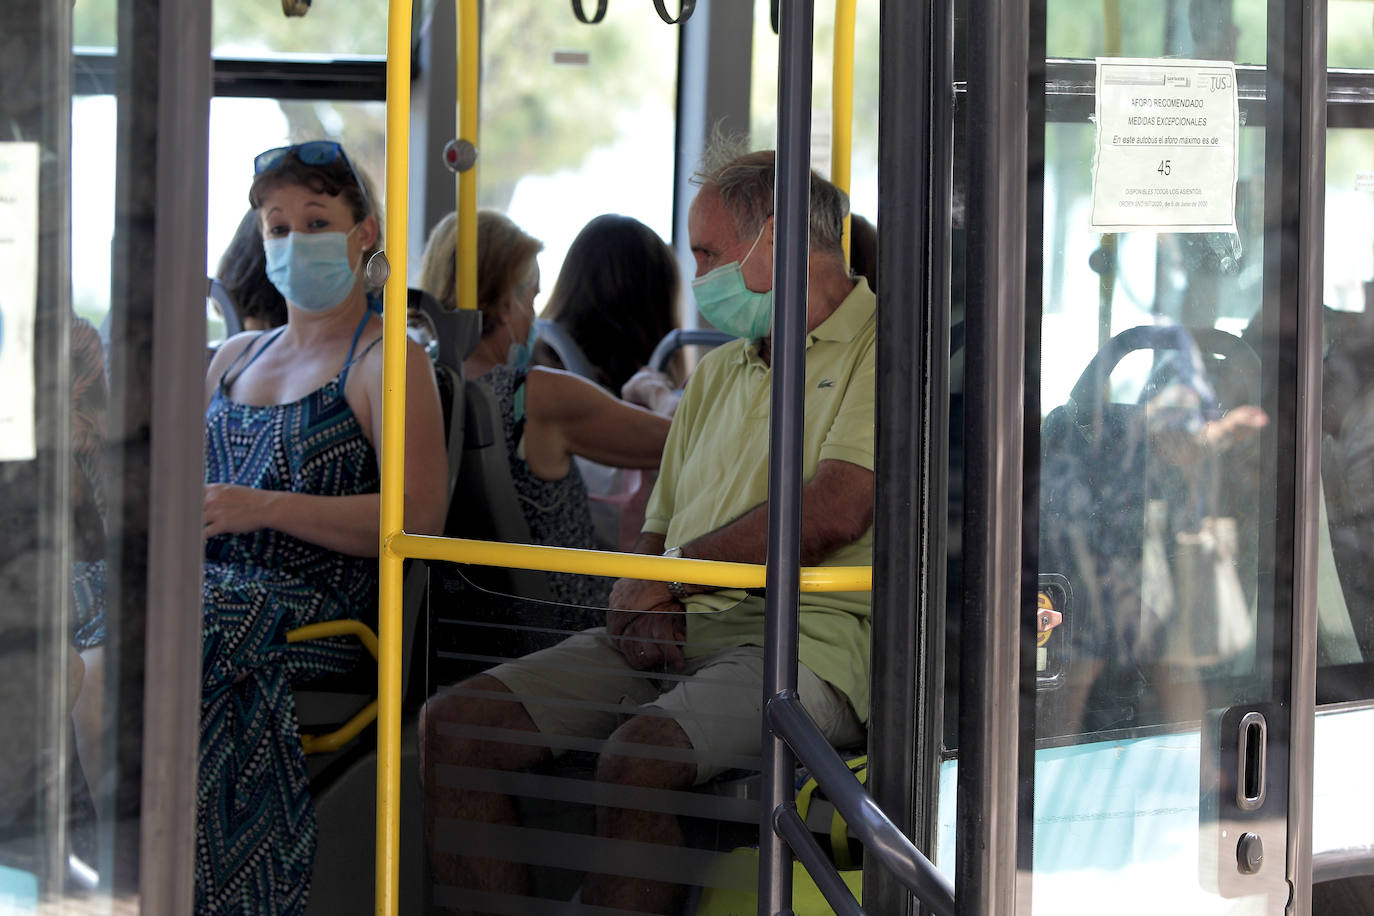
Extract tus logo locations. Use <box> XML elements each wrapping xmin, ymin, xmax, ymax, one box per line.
<box><xmin>1207</xmin><ymin>74</ymin><xmax>1231</xmax><ymax>92</ymax></box>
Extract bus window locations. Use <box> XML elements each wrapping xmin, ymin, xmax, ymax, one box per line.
<box><xmin>205</xmin><ymin>97</ymin><xmax>385</xmax><ymax>343</ymax></box>
<box><xmin>748</xmin><ymin>0</ymin><xmax>879</xmax><ymax>226</ymax></box>
<box><xmin>1317</xmin><ymin>126</ymin><xmax>1374</xmax><ymax>701</ymax></box>
<box><xmin>478</xmin><ymin>1</ymin><xmax>678</xmax><ymax>314</ymax></box>
<box><xmin>212</xmin><ymin>0</ymin><xmax>387</xmax><ymax>57</ymax></box>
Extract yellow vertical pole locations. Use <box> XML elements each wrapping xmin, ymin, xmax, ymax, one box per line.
<box><xmin>377</xmin><ymin>0</ymin><xmax>411</xmax><ymax>911</ymax></box>
<box><xmin>456</xmin><ymin>0</ymin><xmax>480</xmax><ymax>311</ymax></box>
<box><xmin>832</xmin><ymin>0</ymin><xmax>856</xmax><ymax>262</ymax></box>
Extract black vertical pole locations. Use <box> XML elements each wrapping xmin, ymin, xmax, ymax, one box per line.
<box><xmin>760</xmin><ymin>1</ymin><xmax>814</xmax><ymax>913</ymax></box>
<box><xmin>869</xmin><ymin>0</ymin><xmax>950</xmax><ymax>913</ymax></box>
<box><xmin>1287</xmin><ymin>0</ymin><xmax>1326</xmax><ymax>907</ymax></box>
<box><xmin>958</xmin><ymin>0</ymin><xmax>1029</xmax><ymax>909</ymax></box>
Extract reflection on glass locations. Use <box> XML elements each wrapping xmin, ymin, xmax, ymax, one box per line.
<box><xmin>1006</xmin><ymin>0</ymin><xmax>1283</xmax><ymax>909</ymax></box>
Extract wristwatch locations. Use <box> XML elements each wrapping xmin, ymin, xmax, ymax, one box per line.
<box><xmin>663</xmin><ymin>546</ymin><xmax>690</xmax><ymax>601</ymax></box>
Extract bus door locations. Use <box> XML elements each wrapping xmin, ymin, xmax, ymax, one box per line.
<box><xmin>895</xmin><ymin>0</ymin><xmax>1326</xmax><ymax>912</ymax></box>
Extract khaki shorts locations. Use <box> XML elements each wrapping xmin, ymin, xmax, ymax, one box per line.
<box><xmin>485</xmin><ymin>628</ymin><xmax>865</xmax><ymax>784</ymax></box>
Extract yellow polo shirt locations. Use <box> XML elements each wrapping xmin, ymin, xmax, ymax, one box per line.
<box><xmin>642</xmin><ymin>279</ymin><xmax>876</xmax><ymax>722</ymax></box>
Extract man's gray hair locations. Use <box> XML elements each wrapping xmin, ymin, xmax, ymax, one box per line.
<box><xmin>693</xmin><ymin>142</ymin><xmax>850</xmax><ymax>256</ymax></box>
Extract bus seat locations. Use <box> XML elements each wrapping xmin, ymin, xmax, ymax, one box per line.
<box><xmin>648</xmin><ymin>327</ymin><xmax>736</xmax><ymax>371</ymax></box>
<box><xmin>295</xmin><ymin>291</ymin><xmax>476</xmax><ymax>755</ymax></box>
<box><xmin>534</xmin><ymin>318</ymin><xmax>598</xmax><ymax>381</ymax></box>
<box><xmin>303</xmin><ymin>293</ymin><xmax>480</xmax><ymax>913</ymax></box>
<box><xmin>208</xmin><ymin>276</ymin><xmax>242</xmax><ymax>338</ymax></box>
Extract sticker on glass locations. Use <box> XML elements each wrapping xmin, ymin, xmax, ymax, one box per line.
<box><xmin>0</xmin><ymin>142</ymin><xmax>39</xmax><ymax>462</ymax></box>
<box><xmin>1091</xmin><ymin>57</ymin><xmax>1239</xmax><ymax>234</ymax></box>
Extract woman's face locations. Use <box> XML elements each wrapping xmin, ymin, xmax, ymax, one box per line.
<box><xmin>505</xmin><ymin>261</ymin><xmax>540</xmax><ymax>341</ymax></box>
<box><xmin>257</xmin><ymin>182</ymin><xmax>376</xmax><ymax>266</ymax></box>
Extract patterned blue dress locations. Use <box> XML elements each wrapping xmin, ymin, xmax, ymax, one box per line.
<box><xmin>196</xmin><ymin>313</ymin><xmax>379</xmax><ymax>914</ymax></box>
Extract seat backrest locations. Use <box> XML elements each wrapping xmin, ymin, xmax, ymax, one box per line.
<box><xmin>208</xmin><ymin>276</ymin><xmax>243</xmax><ymax>337</ymax></box>
<box><xmin>447</xmin><ymin>380</ymin><xmax>557</xmax><ymax>602</ymax></box>
<box><xmin>648</xmin><ymin>327</ymin><xmax>736</xmax><ymax>373</ymax></box>
<box><xmin>535</xmin><ymin>318</ymin><xmax>598</xmax><ymax>381</ymax></box>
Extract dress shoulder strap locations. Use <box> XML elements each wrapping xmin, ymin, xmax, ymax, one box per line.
<box><xmin>219</xmin><ymin>328</ymin><xmax>286</xmax><ymax>395</ymax></box>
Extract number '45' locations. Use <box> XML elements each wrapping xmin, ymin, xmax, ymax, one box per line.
<box><xmin>1157</xmin><ymin>160</ymin><xmax>1172</xmax><ymax>176</ymax></box>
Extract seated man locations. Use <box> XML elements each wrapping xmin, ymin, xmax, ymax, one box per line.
<box><xmin>421</xmin><ymin>148</ymin><xmax>875</xmax><ymax>915</ymax></box>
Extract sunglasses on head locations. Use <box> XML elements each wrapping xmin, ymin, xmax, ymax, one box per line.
<box><xmin>253</xmin><ymin>141</ymin><xmax>372</xmax><ymax>213</ymax></box>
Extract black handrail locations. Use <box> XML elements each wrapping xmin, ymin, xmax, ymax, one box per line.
<box><xmin>758</xmin><ymin>0</ymin><xmax>814</xmax><ymax>910</ymax></box>
<box><xmin>768</xmin><ymin>692</ymin><xmax>958</xmax><ymax>916</ymax></box>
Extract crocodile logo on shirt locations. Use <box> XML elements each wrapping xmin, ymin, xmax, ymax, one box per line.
<box><xmin>817</xmin><ymin>379</ymin><xmax>835</xmax><ymax>389</ymax></box>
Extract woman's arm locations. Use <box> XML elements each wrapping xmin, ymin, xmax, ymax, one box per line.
<box><xmin>202</xmin><ymin>337</ymin><xmax>450</xmax><ymax>554</ymax></box>
<box><xmin>360</xmin><ymin>336</ymin><xmax>450</xmax><ymax>537</ymax></box>
<box><xmin>523</xmin><ymin>367</ymin><xmax>670</xmax><ymax>476</ymax></box>
<box><xmin>203</xmin><ymin>486</ymin><xmax>382</xmax><ymax>557</ymax></box>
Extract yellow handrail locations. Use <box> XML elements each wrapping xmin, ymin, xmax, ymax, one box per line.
<box><xmin>456</xmin><ymin>0</ymin><xmax>480</xmax><ymax>312</ymax></box>
<box><xmin>287</xmin><ymin>619</ymin><xmax>383</xmax><ymax>756</ymax></box>
<box><xmin>303</xmin><ymin>701</ymin><xmax>381</xmax><ymax>756</ymax></box>
<box><xmin>288</xmin><ymin>618</ymin><xmax>381</xmax><ymax>659</ymax></box>
<box><xmin>389</xmin><ymin>533</ymin><xmax>874</xmax><ymax>593</ymax></box>
<box><xmin>832</xmin><ymin>0</ymin><xmax>856</xmax><ymax>261</ymax></box>
<box><xmin>378</xmin><ymin>0</ymin><xmax>411</xmax><ymax>908</ymax></box>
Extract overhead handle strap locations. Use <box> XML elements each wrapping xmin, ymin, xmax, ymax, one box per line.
<box><xmin>571</xmin><ymin>0</ymin><xmax>608</xmax><ymax>24</ymax></box>
<box><xmin>653</xmin><ymin>0</ymin><xmax>696</xmax><ymax>24</ymax></box>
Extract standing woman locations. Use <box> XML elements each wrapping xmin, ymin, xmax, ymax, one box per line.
<box><xmin>198</xmin><ymin>142</ymin><xmax>447</xmax><ymax>912</ymax></box>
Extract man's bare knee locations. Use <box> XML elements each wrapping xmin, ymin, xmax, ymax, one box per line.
<box><xmin>595</xmin><ymin>713</ymin><xmax>696</xmax><ymax>790</ymax></box>
<box><xmin>420</xmin><ymin>673</ymin><xmax>548</xmax><ymax>776</ymax></box>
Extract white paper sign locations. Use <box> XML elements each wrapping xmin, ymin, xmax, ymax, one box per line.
<box><xmin>0</xmin><ymin>143</ymin><xmax>39</xmax><ymax>462</ymax></box>
<box><xmin>1091</xmin><ymin>57</ymin><xmax>1239</xmax><ymax>234</ymax></box>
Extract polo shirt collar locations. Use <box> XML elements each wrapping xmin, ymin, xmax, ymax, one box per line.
<box><xmin>740</xmin><ymin>277</ymin><xmax>874</xmax><ymax>367</ymax></box>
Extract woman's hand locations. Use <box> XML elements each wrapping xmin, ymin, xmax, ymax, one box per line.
<box><xmin>203</xmin><ymin>483</ymin><xmax>277</xmax><ymax>538</ymax></box>
<box><xmin>621</xmin><ymin>368</ymin><xmax>682</xmax><ymax>418</ymax></box>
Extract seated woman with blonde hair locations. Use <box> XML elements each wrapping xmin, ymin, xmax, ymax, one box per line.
<box><xmin>420</xmin><ymin>211</ymin><xmax>670</xmax><ymax>608</ymax></box>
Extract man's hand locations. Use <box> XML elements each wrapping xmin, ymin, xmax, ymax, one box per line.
<box><xmin>609</xmin><ymin>577</ymin><xmax>674</xmax><ymax>617</ymax></box>
<box><xmin>611</xmin><ymin>601</ymin><xmax>686</xmax><ymax>671</ymax></box>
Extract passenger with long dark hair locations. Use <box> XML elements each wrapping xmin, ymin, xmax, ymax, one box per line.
<box><xmin>535</xmin><ymin>213</ymin><xmax>683</xmax><ymax>393</ymax></box>
<box><xmin>215</xmin><ymin>207</ymin><xmax>289</xmax><ymax>331</ymax></box>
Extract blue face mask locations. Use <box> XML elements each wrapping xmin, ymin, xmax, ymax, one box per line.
<box><xmin>507</xmin><ymin>316</ymin><xmax>538</xmax><ymax>368</ymax></box>
<box><xmin>691</xmin><ymin>223</ymin><xmax>773</xmax><ymax>340</ymax></box>
<box><xmin>263</xmin><ymin>227</ymin><xmax>360</xmax><ymax>312</ymax></box>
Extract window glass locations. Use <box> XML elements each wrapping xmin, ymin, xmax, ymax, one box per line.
<box><xmin>478</xmin><ymin>1</ymin><xmax>679</xmax><ymax>313</ymax></box>
<box><xmin>212</xmin><ymin>0</ymin><xmax>386</xmax><ymax>57</ymax></box>
<box><xmin>1044</xmin><ymin>0</ymin><xmax>1266</xmax><ymax>65</ymax></box>
<box><xmin>1317</xmin><ymin>111</ymin><xmax>1374</xmax><ymax>699</ymax></box>
<box><xmin>748</xmin><ymin>0</ymin><xmax>879</xmax><ymax>242</ymax></box>
<box><xmin>206</xmin><ymin>97</ymin><xmax>385</xmax><ymax>341</ymax></box>
<box><xmin>72</xmin><ymin>95</ymin><xmax>117</xmax><ymax>333</ymax></box>
<box><xmin>74</xmin><ymin>0</ymin><xmax>117</xmax><ymax>50</ymax></box>
<box><xmin>1327</xmin><ymin>0</ymin><xmax>1374</xmax><ymax>70</ymax></box>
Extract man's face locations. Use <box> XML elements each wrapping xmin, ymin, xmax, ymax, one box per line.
<box><xmin>688</xmin><ymin>187</ymin><xmax>772</xmax><ymax>293</ymax></box>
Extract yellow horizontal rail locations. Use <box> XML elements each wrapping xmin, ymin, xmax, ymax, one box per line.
<box><xmin>387</xmin><ymin>533</ymin><xmax>874</xmax><ymax>593</ymax></box>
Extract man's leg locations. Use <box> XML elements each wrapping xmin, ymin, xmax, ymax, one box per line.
<box><xmin>421</xmin><ymin>628</ymin><xmax>663</xmax><ymax>914</ymax></box>
<box><xmin>582</xmin><ymin>713</ymin><xmax>697</xmax><ymax>914</ymax></box>
<box><xmin>582</xmin><ymin>649</ymin><xmax>865</xmax><ymax>915</ymax></box>
<box><xmin>420</xmin><ymin>674</ymin><xmax>548</xmax><ymax>909</ymax></box>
